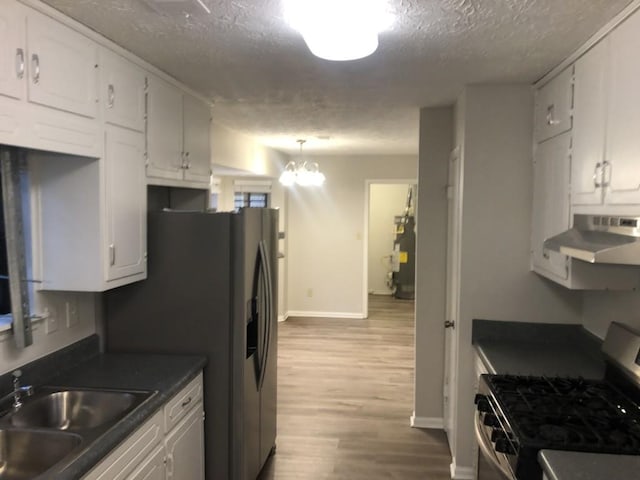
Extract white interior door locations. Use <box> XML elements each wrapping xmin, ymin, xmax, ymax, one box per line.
<box><xmin>443</xmin><ymin>147</ymin><xmax>461</xmax><ymax>451</ymax></box>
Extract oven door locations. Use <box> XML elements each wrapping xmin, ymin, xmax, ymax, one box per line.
<box><xmin>474</xmin><ymin>414</ymin><xmax>516</xmax><ymax>480</ymax></box>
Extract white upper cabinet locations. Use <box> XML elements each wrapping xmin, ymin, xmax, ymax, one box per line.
<box><xmin>606</xmin><ymin>11</ymin><xmax>640</xmax><ymax>205</ymax></box>
<box><xmin>101</xmin><ymin>48</ymin><xmax>145</xmax><ymax>132</ymax></box>
<box><xmin>146</xmin><ymin>74</ymin><xmax>184</xmax><ymax>182</ymax></box>
<box><xmin>146</xmin><ymin>74</ymin><xmax>211</xmax><ymax>187</ymax></box>
<box><xmin>572</xmin><ymin>39</ymin><xmax>608</xmax><ymax>206</ymax></box>
<box><xmin>26</xmin><ymin>8</ymin><xmax>98</xmax><ymax>118</ymax></box>
<box><xmin>572</xmin><ymin>9</ymin><xmax>640</xmax><ymax>208</ymax></box>
<box><xmin>0</xmin><ymin>0</ymin><xmax>26</xmax><ymax>101</ymax></box>
<box><xmin>531</xmin><ymin>133</ymin><xmax>570</xmax><ymax>280</ymax></box>
<box><xmin>105</xmin><ymin>125</ymin><xmax>146</xmax><ymax>282</ymax></box>
<box><xmin>0</xmin><ymin>1</ymin><xmax>101</xmax><ymax>157</ymax></box>
<box><xmin>534</xmin><ymin>67</ymin><xmax>573</xmax><ymax>143</ymax></box>
<box><xmin>182</xmin><ymin>93</ymin><xmax>211</xmax><ymax>184</ymax></box>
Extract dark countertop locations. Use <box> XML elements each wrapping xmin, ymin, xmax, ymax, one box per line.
<box><xmin>52</xmin><ymin>353</ymin><xmax>207</xmax><ymax>479</ymax></box>
<box><xmin>0</xmin><ymin>336</ymin><xmax>206</xmax><ymax>480</ymax></box>
<box><xmin>539</xmin><ymin>450</ymin><xmax>640</xmax><ymax>480</ymax></box>
<box><xmin>472</xmin><ymin>319</ymin><xmax>605</xmax><ymax>379</ymax></box>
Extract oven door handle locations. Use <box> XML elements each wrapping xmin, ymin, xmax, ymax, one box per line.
<box><xmin>474</xmin><ymin>413</ymin><xmax>515</xmax><ymax>480</ymax></box>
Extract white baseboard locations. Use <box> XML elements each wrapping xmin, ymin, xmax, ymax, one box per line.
<box><xmin>369</xmin><ymin>290</ymin><xmax>392</xmax><ymax>296</ymax></box>
<box><xmin>410</xmin><ymin>413</ymin><xmax>444</xmax><ymax>429</ymax></box>
<box><xmin>450</xmin><ymin>458</ymin><xmax>474</xmax><ymax>480</ymax></box>
<box><xmin>286</xmin><ymin>310</ymin><xmax>366</xmax><ymax>319</ymax></box>
<box><xmin>277</xmin><ymin>314</ymin><xmax>288</xmax><ymax>323</ymax></box>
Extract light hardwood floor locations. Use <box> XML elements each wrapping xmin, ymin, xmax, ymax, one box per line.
<box><xmin>258</xmin><ymin>295</ymin><xmax>452</xmax><ymax>480</ymax></box>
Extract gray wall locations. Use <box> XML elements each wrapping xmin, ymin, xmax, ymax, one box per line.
<box><xmin>413</xmin><ymin>107</ymin><xmax>453</xmax><ymax>423</ymax></box>
<box><xmin>583</xmin><ymin>291</ymin><xmax>640</xmax><ymax>339</ymax></box>
<box><xmin>451</xmin><ymin>85</ymin><xmax>583</xmax><ymax>473</ymax></box>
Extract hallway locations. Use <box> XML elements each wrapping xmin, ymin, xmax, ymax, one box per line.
<box><xmin>258</xmin><ymin>295</ymin><xmax>452</xmax><ymax>480</ymax></box>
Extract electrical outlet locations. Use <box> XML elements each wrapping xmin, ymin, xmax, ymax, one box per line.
<box><xmin>45</xmin><ymin>307</ymin><xmax>58</xmax><ymax>334</ymax></box>
<box><xmin>66</xmin><ymin>297</ymin><xmax>79</xmax><ymax>327</ymax></box>
<box><xmin>307</xmin><ymin>288</ymin><xmax>313</xmax><ymax>298</ymax></box>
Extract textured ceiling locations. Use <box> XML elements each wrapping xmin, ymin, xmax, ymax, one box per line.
<box><xmin>40</xmin><ymin>0</ymin><xmax>632</xmax><ymax>154</ymax></box>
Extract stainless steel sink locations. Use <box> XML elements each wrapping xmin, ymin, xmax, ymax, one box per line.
<box><xmin>6</xmin><ymin>388</ymin><xmax>150</xmax><ymax>431</ymax></box>
<box><xmin>0</xmin><ymin>428</ymin><xmax>81</xmax><ymax>480</ymax></box>
<box><xmin>0</xmin><ymin>386</ymin><xmax>155</xmax><ymax>479</ymax></box>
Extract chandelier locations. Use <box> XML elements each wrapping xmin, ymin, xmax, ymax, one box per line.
<box><xmin>279</xmin><ymin>139</ymin><xmax>326</xmax><ymax>187</ymax></box>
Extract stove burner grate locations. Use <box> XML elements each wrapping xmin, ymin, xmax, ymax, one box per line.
<box><xmin>487</xmin><ymin>375</ymin><xmax>640</xmax><ymax>454</ymax></box>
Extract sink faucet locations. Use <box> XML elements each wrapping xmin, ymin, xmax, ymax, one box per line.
<box><xmin>0</xmin><ymin>370</ymin><xmax>34</xmax><ymax>411</ymax></box>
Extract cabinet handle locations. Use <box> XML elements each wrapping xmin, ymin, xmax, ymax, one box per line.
<box><xmin>184</xmin><ymin>152</ymin><xmax>190</xmax><ymax>170</ymax></box>
<box><xmin>15</xmin><ymin>48</ymin><xmax>25</xmax><ymax>79</ymax></box>
<box><xmin>543</xmin><ymin>251</ymin><xmax>550</xmax><ymax>260</ymax></box>
<box><xmin>31</xmin><ymin>54</ymin><xmax>40</xmax><ymax>84</ymax></box>
<box><xmin>602</xmin><ymin>160</ymin><xmax>611</xmax><ymax>188</ymax></box>
<box><xmin>181</xmin><ymin>396</ymin><xmax>193</xmax><ymax>408</ymax></box>
<box><xmin>166</xmin><ymin>453</ymin><xmax>174</xmax><ymax>476</ymax></box>
<box><xmin>109</xmin><ymin>244</ymin><xmax>116</xmax><ymax>266</ymax></box>
<box><xmin>546</xmin><ymin>104</ymin><xmax>560</xmax><ymax>126</ymax></box>
<box><xmin>107</xmin><ymin>84</ymin><xmax>115</xmax><ymax>109</ymax></box>
<box><xmin>593</xmin><ymin>162</ymin><xmax>602</xmax><ymax>188</ymax></box>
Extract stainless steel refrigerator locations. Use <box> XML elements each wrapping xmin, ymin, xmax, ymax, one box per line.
<box><xmin>105</xmin><ymin>208</ymin><xmax>278</xmax><ymax>480</ymax></box>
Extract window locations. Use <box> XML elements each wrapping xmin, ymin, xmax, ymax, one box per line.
<box><xmin>233</xmin><ymin>179</ymin><xmax>272</xmax><ymax>209</ymax></box>
<box><xmin>234</xmin><ymin>192</ymin><xmax>269</xmax><ymax>209</ymax></box>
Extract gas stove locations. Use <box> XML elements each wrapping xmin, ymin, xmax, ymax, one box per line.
<box><xmin>474</xmin><ymin>322</ymin><xmax>640</xmax><ymax>480</ymax></box>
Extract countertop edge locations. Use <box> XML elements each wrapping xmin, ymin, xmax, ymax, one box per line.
<box><xmin>538</xmin><ymin>449</ymin><xmax>640</xmax><ymax>480</ymax></box>
<box><xmin>474</xmin><ymin>344</ymin><xmax>497</xmax><ymax>374</ymax></box>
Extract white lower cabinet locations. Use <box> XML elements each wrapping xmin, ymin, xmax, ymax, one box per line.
<box><xmin>128</xmin><ymin>446</ymin><xmax>166</xmax><ymax>480</ymax></box>
<box><xmin>83</xmin><ymin>410</ymin><xmax>164</xmax><ymax>480</ymax></box>
<box><xmin>82</xmin><ymin>374</ymin><xmax>204</xmax><ymax>480</ymax></box>
<box><xmin>165</xmin><ymin>403</ymin><xmax>205</xmax><ymax>480</ymax></box>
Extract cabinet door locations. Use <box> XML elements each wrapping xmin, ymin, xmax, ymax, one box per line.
<box><xmin>0</xmin><ymin>0</ymin><xmax>26</xmax><ymax>100</ymax></box>
<box><xmin>165</xmin><ymin>404</ymin><xmax>204</xmax><ymax>480</ymax></box>
<box><xmin>146</xmin><ymin>75</ymin><xmax>183</xmax><ymax>181</ymax></box>
<box><xmin>606</xmin><ymin>11</ymin><xmax>640</xmax><ymax>205</ymax></box>
<box><xmin>101</xmin><ymin>48</ymin><xmax>145</xmax><ymax>132</ymax></box>
<box><xmin>531</xmin><ymin>133</ymin><xmax>570</xmax><ymax>280</ymax></box>
<box><xmin>534</xmin><ymin>67</ymin><xmax>573</xmax><ymax>143</ymax></box>
<box><xmin>126</xmin><ymin>446</ymin><xmax>166</xmax><ymax>480</ymax></box>
<box><xmin>26</xmin><ymin>9</ymin><xmax>98</xmax><ymax>118</ymax></box>
<box><xmin>182</xmin><ymin>94</ymin><xmax>211</xmax><ymax>184</ymax></box>
<box><xmin>572</xmin><ymin>39</ymin><xmax>608</xmax><ymax>206</ymax></box>
<box><xmin>105</xmin><ymin>125</ymin><xmax>146</xmax><ymax>282</ymax></box>
<box><xmin>82</xmin><ymin>410</ymin><xmax>163</xmax><ymax>480</ymax></box>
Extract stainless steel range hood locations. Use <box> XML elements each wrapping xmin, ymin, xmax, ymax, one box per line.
<box><xmin>543</xmin><ymin>214</ymin><xmax>640</xmax><ymax>265</ymax></box>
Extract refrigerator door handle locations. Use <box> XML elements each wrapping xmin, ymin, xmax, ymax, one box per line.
<box><xmin>246</xmin><ymin>297</ymin><xmax>258</xmax><ymax>359</ymax></box>
<box><xmin>258</xmin><ymin>240</ymin><xmax>273</xmax><ymax>390</ymax></box>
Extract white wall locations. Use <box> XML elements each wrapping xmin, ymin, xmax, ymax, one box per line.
<box><xmin>368</xmin><ymin>184</ymin><xmax>411</xmax><ymax>295</ymax></box>
<box><xmin>286</xmin><ymin>155</ymin><xmax>417</xmax><ymax>318</ymax></box>
<box><xmin>211</xmin><ymin>122</ymin><xmax>287</xmax><ymax>178</ymax></box>
<box><xmin>0</xmin><ymin>291</ymin><xmax>97</xmax><ymax>376</ymax></box>
<box><xmin>450</xmin><ymin>86</ymin><xmax>583</xmax><ymax>476</ymax></box>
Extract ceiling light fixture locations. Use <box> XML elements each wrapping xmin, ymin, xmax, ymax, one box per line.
<box><xmin>279</xmin><ymin>139</ymin><xmax>326</xmax><ymax>187</ymax></box>
<box><xmin>284</xmin><ymin>0</ymin><xmax>393</xmax><ymax>61</ymax></box>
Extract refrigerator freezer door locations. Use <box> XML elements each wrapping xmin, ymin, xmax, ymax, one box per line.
<box><xmin>258</xmin><ymin>208</ymin><xmax>278</xmax><ymax>469</ymax></box>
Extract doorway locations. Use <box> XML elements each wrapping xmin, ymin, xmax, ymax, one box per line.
<box><xmin>364</xmin><ymin>180</ymin><xmax>417</xmax><ymax>317</ymax></box>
